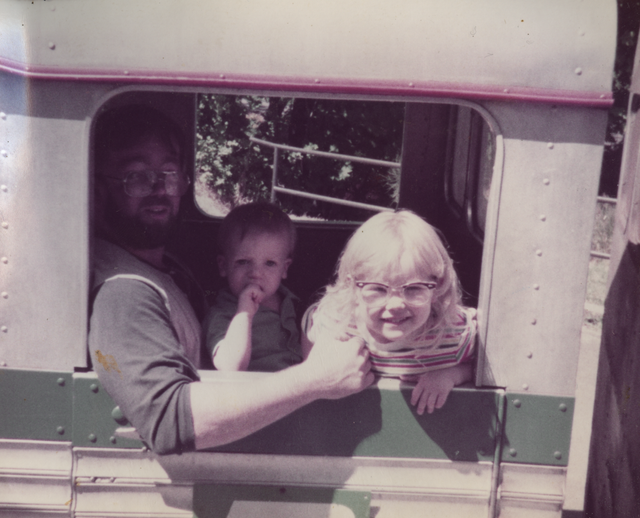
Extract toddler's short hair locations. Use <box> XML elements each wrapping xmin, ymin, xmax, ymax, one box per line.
<box><xmin>218</xmin><ymin>202</ymin><xmax>297</xmax><ymax>257</ymax></box>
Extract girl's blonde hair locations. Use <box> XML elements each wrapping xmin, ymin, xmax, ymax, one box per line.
<box><xmin>316</xmin><ymin>210</ymin><xmax>462</xmax><ymax>341</ymax></box>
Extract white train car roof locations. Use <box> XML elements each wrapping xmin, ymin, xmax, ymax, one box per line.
<box><xmin>0</xmin><ymin>0</ymin><xmax>615</xmax><ymax>106</ymax></box>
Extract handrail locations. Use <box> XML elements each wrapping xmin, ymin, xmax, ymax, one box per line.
<box><xmin>250</xmin><ymin>137</ymin><xmax>401</xmax><ymax>168</ymax></box>
<box><xmin>249</xmin><ymin>136</ymin><xmax>399</xmax><ymax>212</ymax></box>
<box><xmin>273</xmin><ymin>186</ymin><xmax>393</xmax><ymax>213</ymax></box>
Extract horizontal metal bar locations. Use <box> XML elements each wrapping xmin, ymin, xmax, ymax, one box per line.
<box><xmin>590</xmin><ymin>250</ymin><xmax>611</xmax><ymax>260</ymax></box>
<box><xmin>273</xmin><ymin>186</ymin><xmax>393</xmax><ymax>213</ymax></box>
<box><xmin>250</xmin><ymin>136</ymin><xmax>401</xmax><ymax>169</ymax></box>
<box><xmin>597</xmin><ymin>196</ymin><xmax>617</xmax><ymax>205</ymax></box>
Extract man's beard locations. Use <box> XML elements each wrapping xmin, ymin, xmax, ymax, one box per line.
<box><xmin>104</xmin><ymin>195</ymin><xmax>178</xmax><ymax>250</ymax></box>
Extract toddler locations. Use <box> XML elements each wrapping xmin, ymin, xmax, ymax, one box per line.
<box><xmin>204</xmin><ymin>202</ymin><xmax>305</xmax><ymax>372</ymax></box>
<box><xmin>303</xmin><ymin>210</ymin><xmax>476</xmax><ymax>415</ymax></box>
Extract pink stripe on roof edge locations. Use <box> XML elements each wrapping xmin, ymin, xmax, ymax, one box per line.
<box><xmin>0</xmin><ymin>58</ymin><xmax>613</xmax><ymax>108</ymax></box>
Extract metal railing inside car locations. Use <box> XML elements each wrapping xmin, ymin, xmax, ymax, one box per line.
<box><xmin>249</xmin><ymin>136</ymin><xmax>399</xmax><ymax>214</ymax></box>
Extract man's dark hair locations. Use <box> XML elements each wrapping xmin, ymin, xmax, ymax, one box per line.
<box><xmin>94</xmin><ymin>104</ymin><xmax>185</xmax><ymax>170</ymax></box>
<box><xmin>219</xmin><ymin>202</ymin><xmax>297</xmax><ymax>258</ymax></box>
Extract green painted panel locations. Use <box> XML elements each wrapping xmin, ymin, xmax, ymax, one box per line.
<box><xmin>502</xmin><ymin>393</ymin><xmax>574</xmax><ymax>466</ymax></box>
<box><xmin>0</xmin><ymin>369</ymin><xmax>72</xmax><ymax>440</ymax></box>
<box><xmin>210</xmin><ymin>386</ymin><xmax>500</xmax><ymax>462</ymax></box>
<box><xmin>193</xmin><ymin>484</ymin><xmax>370</xmax><ymax>518</ymax></box>
<box><xmin>72</xmin><ymin>376</ymin><xmax>143</xmax><ymax>449</ymax></box>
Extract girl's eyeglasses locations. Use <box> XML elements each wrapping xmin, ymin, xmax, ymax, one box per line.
<box><xmin>102</xmin><ymin>170</ymin><xmax>191</xmax><ymax>198</ymax></box>
<box><xmin>355</xmin><ymin>281</ymin><xmax>437</xmax><ymax>307</ymax></box>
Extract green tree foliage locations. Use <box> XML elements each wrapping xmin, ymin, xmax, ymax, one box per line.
<box><xmin>196</xmin><ymin>95</ymin><xmax>404</xmax><ymax>220</ymax></box>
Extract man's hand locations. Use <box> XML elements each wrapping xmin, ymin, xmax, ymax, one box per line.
<box><xmin>299</xmin><ymin>336</ymin><xmax>375</xmax><ymax>399</ymax></box>
<box><xmin>401</xmin><ymin>363</ymin><xmax>472</xmax><ymax>415</ymax></box>
<box><xmin>237</xmin><ymin>284</ymin><xmax>265</xmax><ymax>316</ymax></box>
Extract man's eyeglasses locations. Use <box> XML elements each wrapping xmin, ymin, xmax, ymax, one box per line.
<box><xmin>103</xmin><ymin>170</ymin><xmax>190</xmax><ymax>198</ymax></box>
<box><xmin>355</xmin><ymin>281</ymin><xmax>437</xmax><ymax>307</ymax></box>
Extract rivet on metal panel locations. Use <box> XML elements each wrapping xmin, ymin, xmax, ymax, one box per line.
<box><xmin>509</xmin><ymin>448</ymin><xmax>517</xmax><ymax>457</ymax></box>
<box><xmin>1</xmin><ymin>150</ymin><xmax>7</xmax><ymax>157</ymax></box>
<box><xmin>531</xmin><ymin>318</ymin><xmax>537</xmax><ymax>325</ymax></box>
<box><xmin>536</xmin><ymin>249</ymin><xmax>542</xmax><ymax>256</ymax></box>
<box><xmin>1</xmin><ymin>292</ymin><xmax>7</xmax><ymax>299</ymax></box>
<box><xmin>503</xmin><ymin>89</ymin><xmax>509</xmax><ymax>93</ymax></box>
<box><xmin>2</xmin><ymin>222</ymin><xmax>8</xmax><ymax>229</ymax></box>
<box><xmin>1</xmin><ymin>185</ymin><xmax>7</xmax><ymax>191</ymax></box>
<box><xmin>110</xmin><ymin>436</ymin><xmax>117</xmax><ymax>444</ymax></box>
<box><xmin>111</xmin><ymin>405</ymin><xmax>127</xmax><ymax>424</ymax></box>
<box><xmin>547</xmin><ymin>142</ymin><xmax>554</xmax><ymax>149</ymax></box>
<box><xmin>408</xmin><ymin>82</ymin><xmax>414</xmax><ymax>87</ymax></box>
<box><xmin>57</xmin><ymin>377</ymin><xmax>65</xmax><ymax>387</ymax></box>
<box><xmin>533</xmin><ymin>284</ymin><xmax>540</xmax><ymax>290</ymax></box>
<box><xmin>574</xmin><ymin>67</ymin><xmax>582</xmax><ymax>76</ymax></box>
<box><xmin>1</xmin><ymin>257</ymin><xmax>7</xmax><ymax>264</ymax></box>
<box><xmin>123</xmin><ymin>70</ymin><xmax>129</xmax><ymax>75</ymax></box>
<box><xmin>540</xmin><ymin>214</ymin><xmax>547</xmax><ymax>221</ymax></box>
<box><xmin>90</xmin><ymin>383</ymin><xmax>99</xmax><ymax>393</ymax></box>
<box><xmin>0</xmin><ymin>112</ymin><xmax>6</xmax><ymax>120</ymax></box>
<box><xmin>88</xmin><ymin>434</ymin><xmax>97</xmax><ymax>443</ymax></box>
<box><xmin>527</xmin><ymin>352</ymin><xmax>533</xmax><ymax>359</ymax></box>
<box><xmin>0</xmin><ymin>327</ymin><xmax>7</xmax><ymax>333</ymax></box>
<box><xmin>543</xmin><ymin>178</ymin><xmax>550</xmax><ymax>185</ymax></box>
<box><xmin>522</xmin><ymin>384</ymin><xmax>529</xmax><ymax>390</ymax></box>
<box><xmin>0</xmin><ymin>361</ymin><xmax>6</xmax><ymax>366</ymax></box>
<box><xmin>48</xmin><ymin>42</ymin><xmax>56</xmax><ymax>50</ymax></box>
<box><xmin>559</xmin><ymin>403</ymin><xmax>568</xmax><ymax>412</ymax></box>
<box><xmin>57</xmin><ymin>426</ymin><xmax>65</xmax><ymax>435</ymax></box>
<box><xmin>554</xmin><ymin>451</ymin><xmax>562</xmax><ymax>460</ymax></box>
<box><xmin>315</xmin><ymin>79</ymin><xmax>320</xmax><ymax>84</ymax></box>
<box><xmin>513</xmin><ymin>399</ymin><xmax>521</xmax><ymax>408</ymax></box>
<box><xmin>600</xmin><ymin>94</ymin><xmax>606</xmax><ymax>99</ymax></box>
<box><xmin>219</xmin><ymin>74</ymin><xmax>225</xmax><ymax>79</ymax></box>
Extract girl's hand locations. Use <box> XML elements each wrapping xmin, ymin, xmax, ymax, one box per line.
<box><xmin>237</xmin><ymin>284</ymin><xmax>264</xmax><ymax>316</ymax></box>
<box><xmin>401</xmin><ymin>368</ymin><xmax>458</xmax><ymax>415</ymax></box>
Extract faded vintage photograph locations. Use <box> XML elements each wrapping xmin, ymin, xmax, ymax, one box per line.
<box><xmin>0</xmin><ymin>1</ymin><xmax>638</xmax><ymax>517</ymax></box>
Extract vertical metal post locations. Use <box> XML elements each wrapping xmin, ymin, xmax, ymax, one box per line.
<box><xmin>270</xmin><ymin>148</ymin><xmax>279</xmax><ymax>203</ymax></box>
<box><xmin>488</xmin><ymin>390</ymin><xmax>506</xmax><ymax>518</ymax></box>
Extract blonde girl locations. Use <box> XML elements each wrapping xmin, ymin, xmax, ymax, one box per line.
<box><xmin>302</xmin><ymin>210</ymin><xmax>476</xmax><ymax>415</ymax></box>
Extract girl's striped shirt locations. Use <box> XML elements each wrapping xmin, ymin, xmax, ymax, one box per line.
<box><xmin>302</xmin><ymin>304</ymin><xmax>476</xmax><ymax>377</ymax></box>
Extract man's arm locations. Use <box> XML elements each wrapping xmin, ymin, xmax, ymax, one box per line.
<box><xmin>191</xmin><ymin>335</ymin><xmax>373</xmax><ymax>450</ymax></box>
<box><xmin>91</xmin><ymin>277</ymin><xmax>374</xmax><ymax>453</ymax></box>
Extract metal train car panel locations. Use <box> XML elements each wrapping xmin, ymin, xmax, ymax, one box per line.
<box><xmin>0</xmin><ymin>0</ymin><xmax>618</xmax><ymax>516</ymax></box>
